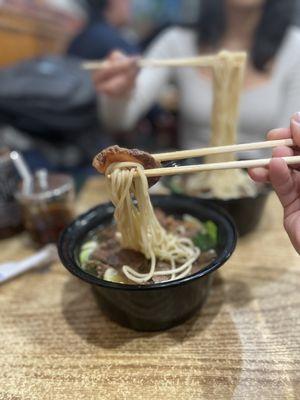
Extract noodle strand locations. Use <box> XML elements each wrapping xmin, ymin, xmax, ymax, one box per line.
<box><xmin>106</xmin><ymin>162</ymin><xmax>200</xmax><ymax>284</ymax></box>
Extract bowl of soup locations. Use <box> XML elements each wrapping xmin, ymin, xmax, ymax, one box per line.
<box><xmin>164</xmin><ymin>167</ymin><xmax>271</xmax><ymax>236</ymax></box>
<box><xmin>58</xmin><ymin>195</ymin><xmax>237</xmax><ymax>331</ymax></box>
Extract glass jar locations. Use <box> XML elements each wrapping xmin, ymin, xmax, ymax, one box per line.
<box><xmin>17</xmin><ymin>173</ymin><xmax>75</xmax><ymax>246</ymax></box>
<box><xmin>0</xmin><ymin>148</ymin><xmax>23</xmax><ymax>239</ymax></box>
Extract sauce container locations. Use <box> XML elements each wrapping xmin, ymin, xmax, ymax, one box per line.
<box><xmin>0</xmin><ymin>148</ymin><xmax>23</xmax><ymax>238</ymax></box>
<box><xmin>17</xmin><ymin>172</ymin><xmax>75</xmax><ymax>246</ymax></box>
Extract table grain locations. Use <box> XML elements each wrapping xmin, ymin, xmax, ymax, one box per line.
<box><xmin>0</xmin><ymin>178</ymin><xmax>299</xmax><ymax>400</ymax></box>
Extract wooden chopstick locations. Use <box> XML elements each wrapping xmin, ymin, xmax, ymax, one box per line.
<box><xmin>153</xmin><ymin>139</ymin><xmax>294</xmax><ymax>162</ymax></box>
<box><xmin>82</xmin><ymin>53</ymin><xmax>245</xmax><ymax>70</ymax></box>
<box><xmin>82</xmin><ymin>57</ymin><xmax>214</xmax><ymax>70</ymax></box>
<box><xmin>140</xmin><ymin>155</ymin><xmax>300</xmax><ymax>178</ymax></box>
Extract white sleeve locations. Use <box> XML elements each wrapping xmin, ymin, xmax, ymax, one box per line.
<box><xmin>277</xmin><ymin>61</ymin><xmax>300</xmax><ymax>127</ymax></box>
<box><xmin>278</xmin><ymin>31</ymin><xmax>300</xmax><ymax>126</ymax></box>
<box><xmin>100</xmin><ymin>28</ymin><xmax>183</xmax><ymax>131</ymax></box>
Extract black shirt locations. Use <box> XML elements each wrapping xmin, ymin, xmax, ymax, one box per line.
<box><xmin>67</xmin><ymin>20</ymin><xmax>139</xmax><ymax>59</ymax></box>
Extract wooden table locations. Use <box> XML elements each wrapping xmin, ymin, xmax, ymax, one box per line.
<box><xmin>0</xmin><ymin>178</ymin><xmax>299</xmax><ymax>400</ymax></box>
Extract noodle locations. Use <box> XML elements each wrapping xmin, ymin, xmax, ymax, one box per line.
<box><xmin>106</xmin><ymin>162</ymin><xmax>200</xmax><ymax>284</ymax></box>
<box><xmin>185</xmin><ymin>51</ymin><xmax>257</xmax><ymax>200</ymax></box>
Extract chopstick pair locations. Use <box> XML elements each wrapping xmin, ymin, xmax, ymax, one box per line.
<box><xmin>135</xmin><ymin>138</ymin><xmax>299</xmax><ymax>178</ymax></box>
<box><xmin>82</xmin><ymin>53</ymin><xmax>246</xmax><ymax>71</ymax></box>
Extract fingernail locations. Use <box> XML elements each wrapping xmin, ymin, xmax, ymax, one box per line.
<box><xmin>292</xmin><ymin>112</ymin><xmax>300</xmax><ymax>124</ymax></box>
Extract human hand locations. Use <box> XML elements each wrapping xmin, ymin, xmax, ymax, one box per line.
<box><xmin>92</xmin><ymin>50</ymin><xmax>139</xmax><ymax>97</ymax></box>
<box><xmin>249</xmin><ymin>113</ymin><xmax>300</xmax><ymax>253</ymax></box>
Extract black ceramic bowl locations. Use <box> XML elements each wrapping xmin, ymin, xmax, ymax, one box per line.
<box><xmin>164</xmin><ymin>175</ymin><xmax>270</xmax><ymax>236</ymax></box>
<box><xmin>58</xmin><ymin>195</ymin><xmax>237</xmax><ymax>331</ymax></box>
<box><xmin>208</xmin><ymin>187</ymin><xmax>271</xmax><ymax>236</ymax></box>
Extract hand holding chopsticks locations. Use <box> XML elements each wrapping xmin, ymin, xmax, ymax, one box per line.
<box><xmin>249</xmin><ymin>116</ymin><xmax>300</xmax><ymax>254</ymax></box>
<box><xmin>104</xmin><ymin>138</ymin><xmax>299</xmax><ymax>179</ymax></box>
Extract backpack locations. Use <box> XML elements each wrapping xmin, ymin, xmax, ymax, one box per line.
<box><xmin>0</xmin><ymin>55</ymin><xmax>99</xmax><ymax>143</ymax></box>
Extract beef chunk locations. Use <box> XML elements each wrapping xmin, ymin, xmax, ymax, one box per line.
<box><xmin>107</xmin><ymin>249</ymin><xmax>148</xmax><ymax>271</ymax></box>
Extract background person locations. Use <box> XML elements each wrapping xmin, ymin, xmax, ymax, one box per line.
<box><xmin>67</xmin><ymin>0</ymin><xmax>139</xmax><ymax>60</ymax></box>
<box><xmin>93</xmin><ymin>0</ymin><xmax>300</xmax><ymax>152</ymax></box>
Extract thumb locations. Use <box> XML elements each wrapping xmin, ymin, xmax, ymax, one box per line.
<box><xmin>290</xmin><ymin>112</ymin><xmax>300</xmax><ymax>147</ymax></box>
<box><xmin>269</xmin><ymin>158</ymin><xmax>295</xmax><ymax>209</ymax></box>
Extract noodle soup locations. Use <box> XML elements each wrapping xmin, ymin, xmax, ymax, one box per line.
<box><xmin>59</xmin><ymin>195</ymin><xmax>237</xmax><ymax>330</ymax></box>
<box><xmin>164</xmin><ymin>169</ymin><xmax>269</xmax><ymax>236</ymax></box>
<box><xmin>88</xmin><ymin>148</ymin><xmax>220</xmax><ymax>285</ymax></box>
<box><xmin>79</xmin><ymin>209</ymin><xmax>218</xmax><ymax>285</ymax></box>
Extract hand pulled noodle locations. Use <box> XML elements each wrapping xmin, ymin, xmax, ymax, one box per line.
<box><xmin>106</xmin><ymin>162</ymin><xmax>200</xmax><ymax>284</ymax></box>
<box><xmin>186</xmin><ymin>51</ymin><xmax>257</xmax><ymax>200</ymax></box>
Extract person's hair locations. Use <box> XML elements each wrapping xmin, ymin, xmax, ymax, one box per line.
<box><xmin>198</xmin><ymin>0</ymin><xmax>296</xmax><ymax>71</ymax></box>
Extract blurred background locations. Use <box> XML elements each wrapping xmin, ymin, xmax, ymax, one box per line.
<box><xmin>0</xmin><ymin>0</ymin><xmax>300</xmax><ymax>178</ymax></box>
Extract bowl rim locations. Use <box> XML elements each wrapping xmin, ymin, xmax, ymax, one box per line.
<box><xmin>164</xmin><ymin>176</ymin><xmax>272</xmax><ymax>202</ymax></box>
<box><xmin>58</xmin><ymin>195</ymin><xmax>237</xmax><ymax>291</ymax></box>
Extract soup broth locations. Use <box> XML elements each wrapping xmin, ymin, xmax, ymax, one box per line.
<box><xmin>79</xmin><ymin>209</ymin><xmax>218</xmax><ymax>285</ymax></box>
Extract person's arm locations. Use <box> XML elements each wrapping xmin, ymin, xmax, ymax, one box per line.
<box><xmin>249</xmin><ymin>113</ymin><xmax>300</xmax><ymax>253</ymax></box>
<box><xmin>96</xmin><ymin>29</ymin><xmax>182</xmax><ymax>131</ymax></box>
